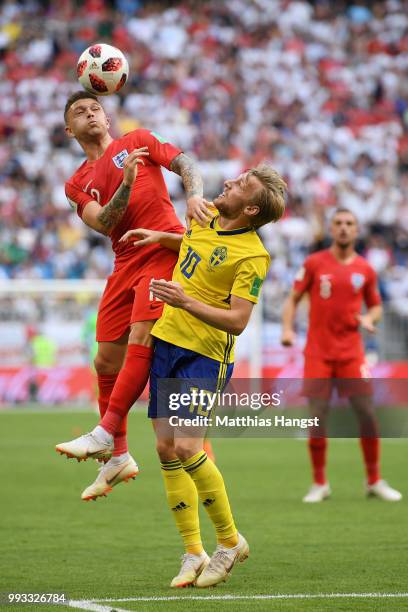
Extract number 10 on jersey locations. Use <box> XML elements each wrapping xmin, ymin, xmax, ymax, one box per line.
<box><xmin>180</xmin><ymin>247</ymin><xmax>201</xmax><ymax>279</ymax></box>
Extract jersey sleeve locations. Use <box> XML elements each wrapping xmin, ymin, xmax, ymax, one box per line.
<box><xmin>132</xmin><ymin>129</ymin><xmax>182</xmax><ymax>170</ymax></box>
<box><xmin>230</xmin><ymin>255</ymin><xmax>270</xmax><ymax>304</ymax></box>
<box><xmin>65</xmin><ymin>179</ymin><xmax>95</xmax><ymax>219</ymax></box>
<box><xmin>363</xmin><ymin>266</ymin><xmax>381</xmax><ymax>308</ymax></box>
<box><xmin>293</xmin><ymin>256</ymin><xmax>315</xmax><ymax>296</ymax></box>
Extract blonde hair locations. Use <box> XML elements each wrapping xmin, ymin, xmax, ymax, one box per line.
<box><xmin>247</xmin><ymin>164</ymin><xmax>287</xmax><ymax>228</ymax></box>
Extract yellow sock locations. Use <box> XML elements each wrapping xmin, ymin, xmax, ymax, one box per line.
<box><xmin>161</xmin><ymin>459</ymin><xmax>203</xmax><ymax>555</ymax></box>
<box><xmin>182</xmin><ymin>451</ymin><xmax>238</xmax><ymax>548</ymax></box>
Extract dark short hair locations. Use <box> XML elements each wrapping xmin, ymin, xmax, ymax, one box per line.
<box><xmin>331</xmin><ymin>207</ymin><xmax>358</xmax><ymax>223</ymax></box>
<box><xmin>247</xmin><ymin>164</ymin><xmax>287</xmax><ymax>228</ymax></box>
<box><xmin>64</xmin><ymin>91</ymin><xmax>100</xmax><ymax>122</ymax></box>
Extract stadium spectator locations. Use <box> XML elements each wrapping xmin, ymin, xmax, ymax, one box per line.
<box><xmin>0</xmin><ymin>0</ymin><xmax>407</xmax><ymax>324</ymax></box>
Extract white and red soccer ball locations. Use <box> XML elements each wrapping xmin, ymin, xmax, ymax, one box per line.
<box><xmin>77</xmin><ymin>43</ymin><xmax>129</xmax><ymax>95</ymax></box>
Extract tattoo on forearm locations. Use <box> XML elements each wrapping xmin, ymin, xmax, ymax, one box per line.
<box><xmin>97</xmin><ymin>182</ymin><xmax>131</xmax><ymax>231</ymax></box>
<box><xmin>170</xmin><ymin>153</ymin><xmax>203</xmax><ymax>199</ymax></box>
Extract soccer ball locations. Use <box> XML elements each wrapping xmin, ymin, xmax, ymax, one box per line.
<box><xmin>77</xmin><ymin>44</ymin><xmax>129</xmax><ymax>96</ymax></box>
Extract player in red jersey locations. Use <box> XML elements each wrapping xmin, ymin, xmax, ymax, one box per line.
<box><xmin>56</xmin><ymin>91</ymin><xmax>213</xmax><ymax>498</ymax></box>
<box><xmin>281</xmin><ymin>208</ymin><xmax>402</xmax><ymax>503</ymax></box>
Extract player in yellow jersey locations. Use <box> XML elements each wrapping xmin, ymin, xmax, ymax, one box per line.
<box><xmin>122</xmin><ymin>164</ymin><xmax>286</xmax><ymax>588</ymax></box>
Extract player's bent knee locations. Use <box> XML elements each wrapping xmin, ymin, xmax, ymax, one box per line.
<box><xmin>156</xmin><ymin>439</ymin><xmax>176</xmax><ymax>462</ymax></box>
<box><xmin>174</xmin><ymin>441</ymin><xmax>203</xmax><ymax>463</ymax></box>
<box><xmin>94</xmin><ymin>352</ymin><xmax>122</xmax><ymax>375</ymax></box>
<box><xmin>129</xmin><ymin>321</ymin><xmax>155</xmax><ymax>346</ymax></box>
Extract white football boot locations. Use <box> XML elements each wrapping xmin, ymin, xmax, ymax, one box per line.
<box><xmin>302</xmin><ymin>483</ymin><xmax>331</xmax><ymax>503</ymax></box>
<box><xmin>367</xmin><ymin>479</ymin><xmax>402</xmax><ymax>501</ymax></box>
<box><xmin>195</xmin><ymin>533</ymin><xmax>249</xmax><ymax>588</ymax></box>
<box><xmin>81</xmin><ymin>455</ymin><xmax>139</xmax><ymax>501</ymax></box>
<box><xmin>170</xmin><ymin>552</ymin><xmax>210</xmax><ymax>588</ymax></box>
<box><xmin>56</xmin><ymin>432</ymin><xmax>113</xmax><ymax>462</ymax></box>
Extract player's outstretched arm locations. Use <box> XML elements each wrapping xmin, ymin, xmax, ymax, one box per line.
<box><xmin>169</xmin><ymin>153</ymin><xmax>213</xmax><ymax>228</ymax></box>
<box><xmin>82</xmin><ymin>147</ymin><xmax>149</xmax><ymax>235</ymax></box>
<box><xmin>281</xmin><ymin>289</ymin><xmax>302</xmax><ymax>346</ymax></box>
<box><xmin>120</xmin><ymin>228</ymin><xmax>184</xmax><ymax>253</ymax></box>
<box><xmin>150</xmin><ymin>279</ymin><xmax>253</xmax><ymax>335</ymax></box>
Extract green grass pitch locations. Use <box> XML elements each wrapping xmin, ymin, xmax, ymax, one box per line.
<box><xmin>1</xmin><ymin>408</ymin><xmax>408</xmax><ymax>612</ymax></box>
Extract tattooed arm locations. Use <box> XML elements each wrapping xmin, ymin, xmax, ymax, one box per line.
<box><xmin>170</xmin><ymin>153</ymin><xmax>213</xmax><ymax>227</ymax></box>
<box><xmin>82</xmin><ymin>147</ymin><xmax>149</xmax><ymax>235</ymax></box>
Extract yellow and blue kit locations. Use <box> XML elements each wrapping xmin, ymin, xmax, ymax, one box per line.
<box><xmin>148</xmin><ymin>214</ymin><xmax>270</xmax><ymax>419</ymax></box>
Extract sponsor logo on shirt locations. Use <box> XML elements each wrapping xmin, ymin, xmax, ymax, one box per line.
<box><xmin>351</xmin><ymin>273</ymin><xmax>365</xmax><ymax>291</ymax></box>
<box><xmin>112</xmin><ymin>149</ymin><xmax>129</xmax><ymax>168</ymax></box>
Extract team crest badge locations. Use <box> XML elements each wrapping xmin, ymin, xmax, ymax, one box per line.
<box><xmin>112</xmin><ymin>149</ymin><xmax>129</xmax><ymax>168</ymax></box>
<box><xmin>209</xmin><ymin>246</ymin><xmax>228</xmax><ymax>268</ymax></box>
<box><xmin>351</xmin><ymin>273</ymin><xmax>365</xmax><ymax>291</ymax></box>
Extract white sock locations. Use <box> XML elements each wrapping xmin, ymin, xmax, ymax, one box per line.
<box><xmin>109</xmin><ymin>453</ymin><xmax>131</xmax><ymax>465</ymax></box>
<box><xmin>92</xmin><ymin>425</ymin><xmax>113</xmax><ymax>445</ymax></box>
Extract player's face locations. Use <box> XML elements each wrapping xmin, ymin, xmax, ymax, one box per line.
<box><xmin>65</xmin><ymin>99</ymin><xmax>109</xmax><ymax>141</ymax></box>
<box><xmin>331</xmin><ymin>212</ymin><xmax>358</xmax><ymax>247</ymax></box>
<box><xmin>213</xmin><ymin>172</ymin><xmax>262</xmax><ymax>219</ymax></box>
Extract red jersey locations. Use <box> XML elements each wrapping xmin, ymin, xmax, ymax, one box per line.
<box><xmin>65</xmin><ymin>129</ymin><xmax>185</xmax><ymax>269</ymax></box>
<box><xmin>293</xmin><ymin>249</ymin><xmax>381</xmax><ymax>360</ymax></box>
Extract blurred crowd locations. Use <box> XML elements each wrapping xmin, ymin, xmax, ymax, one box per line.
<box><xmin>0</xmin><ymin>0</ymin><xmax>407</xmax><ymax>321</ymax></box>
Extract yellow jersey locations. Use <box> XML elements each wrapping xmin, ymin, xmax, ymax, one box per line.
<box><xmin>151</xmin><ymin>214</ymin><xmax>270</xmax><ymax>363</ymax></box>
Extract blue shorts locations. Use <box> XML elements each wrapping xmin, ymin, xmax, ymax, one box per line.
<box><xmin>148</xmin><ymin>338</ymin><xmax>234</xmax><ymax>419</ymax></box>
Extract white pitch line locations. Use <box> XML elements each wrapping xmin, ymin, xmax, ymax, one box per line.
<box><xmin>67</xmin><ymin>601</ymin><xmax>130</xmax><ymax>612</ymax></box>
<box><xmin>66</xmin><ymin>592</ymin><xmax>408</xmax><ymax>610</ymax></box>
